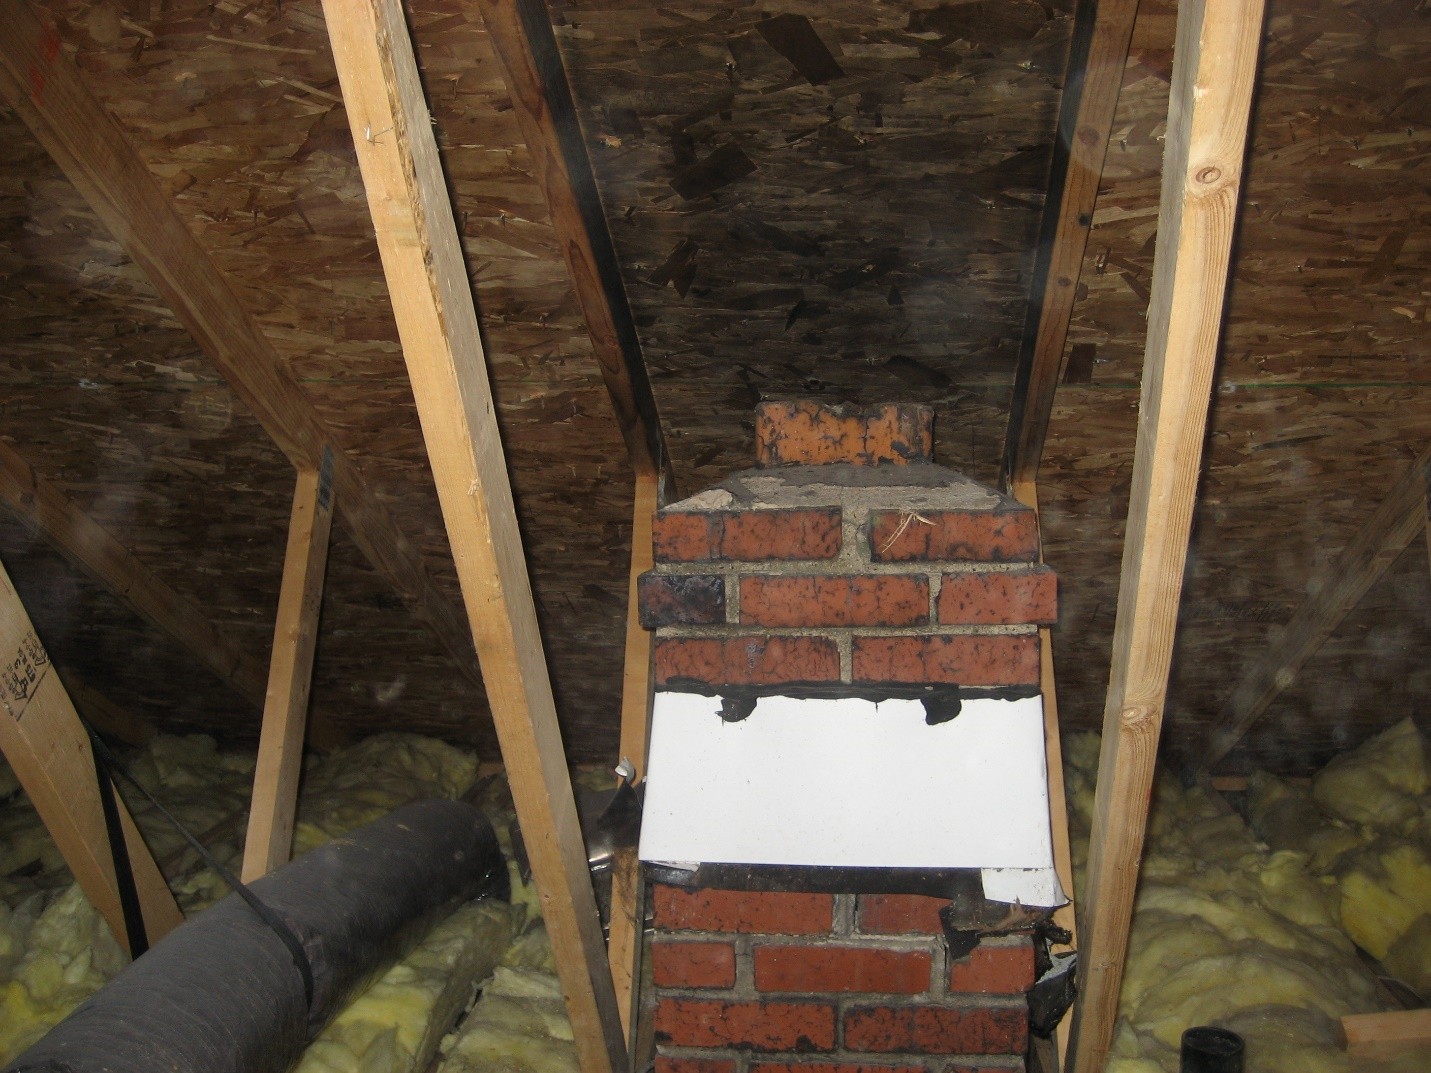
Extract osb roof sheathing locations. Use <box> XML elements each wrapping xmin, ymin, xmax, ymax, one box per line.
<box><xmin>1043</xmin><ymin>0</ymin><xmax>1430</xmax><ymax>772</ymax></box>
<box><xmin>0</xmin><ymin>0</ymin><xmax>1426</xmax><ymax>772</ymax></box>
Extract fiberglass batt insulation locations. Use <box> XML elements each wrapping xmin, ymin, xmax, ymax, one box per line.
<box><xmin>1065</xmin><ymin>731</ymin><xmax>1427</xmax><ymax>1073</ymax></box>
<box><xmin>1247</xmin><ymin>717</ymin><xmax>1431</xmax><ymax>1001</ymax></box>
<box><xmin>437</xmin><ymin>924</ymin><xmax>579</xmax><ymax>1073</ymax></box>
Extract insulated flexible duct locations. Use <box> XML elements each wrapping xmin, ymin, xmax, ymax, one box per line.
<box><xmin>5</xmin><ymin>798</ymin><xmax>509</xmax><ymax>1073</ymax></box>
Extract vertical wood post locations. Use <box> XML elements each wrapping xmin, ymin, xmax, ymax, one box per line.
<box><xmin>607</xmin><ymin>470</ymin><xmax>658</xmax><ymax>1042</ymax></box>
<box><xmin>242</xmin><ymin>457</ymin><xmax>335</xmax><ymax>882</ymax></box>
<box><xmin>0</xmin><ymin>558</ymin><xmax>183</xmax><ymax>953</ymax></box>
<box><xmin>1066</xmin><ymin>0</ymin><xmax>1266</xmax><ymax>1067</ymax></box>
<box><xmin>1011</xmin><ymin>477</ymin><xmax>1077</xmax><ymax>1069</ymax></box>
<box><xmin>318</xmin><ymin>2</ymin><xmax>625</xmax><ymax>1070</ymax></box>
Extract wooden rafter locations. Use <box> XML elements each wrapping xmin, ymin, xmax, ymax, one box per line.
<box><xmin>475</xmin><ymin>0</ymin><xmax>673</xmax><ymax>496</ymax></box>
<box><xmin>318</xmin><ymin>2</ymin><xmax>624</xmax><ymax>1071</ymax></box>
<box><xmin>1067</xmin><ymin>0</ymin><xmax>1266</xmax><ymax>1066</ymax></box>
<box><xmin>1001</xmin><ymin>0</ymin><xmax>1142</xmax><ymax>490</ymax></box>
<box><xmin>0</xmin><ymin>0</ymin><xmax>482</xmax><ymax>701</ymax></box>
<box><xmin>1197</xmin><ymin>445</ymin><xmax>1431</xmax><ymax>773</ymax></box>
<box><xmin>0</xmin><ymin>438</ymin><xmax>270</xmax><ymax>706</ymax></box>
<box><xmin>242</xmin><ymin>461</ymin><xmax>335</xmax><ymax>882</ymax></box>
<box><xmin>0</xmin><ymin>557</ymin><xmax>183</xmax><ymax>953</ymax></box>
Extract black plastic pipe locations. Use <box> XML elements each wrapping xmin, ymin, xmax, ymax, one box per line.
<box><xmin>6</xmin><ymin>798</ymin><xmax>508</xmax><ymax>1073</ymax></box>
<box><xmin>1181</xmin><ymin>1026</ymin><xmax>1245</xmax><ymax>1073</ymax></box>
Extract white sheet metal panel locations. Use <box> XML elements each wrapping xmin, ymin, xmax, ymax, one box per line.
<box><xmin>640</xmin><ymin>691</ymin><xmax>1059</xmax><ymax>885</ymax></box>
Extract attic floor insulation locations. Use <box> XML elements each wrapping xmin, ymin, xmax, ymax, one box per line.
<box><xmin>3</xmin><ymin>718</ymin><xmax>1429</xmax><ymax>1072</ymax></box>
<box><xmin>1065</xmin><ymin>717</ymin><xmax>1431</xmax><ymax>1073</ymax></box>
<box><xmin>0</xmin><ymin>732</ymin><xmax>580</xmax><ymax>1072</ymax></box>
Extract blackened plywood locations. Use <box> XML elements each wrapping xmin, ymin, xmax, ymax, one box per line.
<box><xmin>549</xmin><ymin>0</ymin><xmax>1074</xmax><ymax>492</ymax></box>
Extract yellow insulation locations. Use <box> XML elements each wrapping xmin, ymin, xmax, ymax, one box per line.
<box><xmin>1247</xmin><ymin>718</ymin><xmax>1431</xmax><ymax>999</ymax></box>
<box><xmin>1066</xmin><ymin>724</ymin><xmax>1430</xmax><ymax>1073</ymax></box>
<box><xmin>437</xmin><ymin>925</ymin><xmax>580</xmax><ymax>1073</ymax></box>
<box><xmin>295</xmin><ymin>900</ymin><xmax>516</xmax><ymax>1073</ymax></box>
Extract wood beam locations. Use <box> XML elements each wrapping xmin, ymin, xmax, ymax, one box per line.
<box><xmin>1066</xmin><ymin>0</ymin><xmax>1265</xmax><ymax>1066</ymax></box>
<box><xmin>0</xmin><ymin>556</ymin><xmax>183</xmax><ymax>953</ymax></box>
<box><xmin>318</xmin><ymin>3</ymin><xmax>625</xmax><ymax>1071</ymax></box>
<box><xmin>0</xmin><ymin>438</ymin><xmax>270</xmax><ymax>706</ymax></box>
<box><xmin>242</xmin><ymin>460</ymin><xmax>335</xmax><ymax>882</ymax></box>
<box><xmin>1343</xmin><ymin>1010</ymin><xmax>1431</xmax><ymax>1056</ymax></box>
<box><xmin>1197</xmin><ymin>446</ymin><xmax>1431</xmax><ymax>772</ymax></box>
<box><xmin>1002</xmin><ymin>0</ymin><xmax>1142</xmax><ymax>490</ymax></box>
<box><xmin>475</xmin><ymin>0</ymin><xmax>673</xmax><ymax>497</ymax></box>
<box><xmin>607</xmin><ymin>469</ymin><xmax>658</xmax><ymax>1043</ymax></box>
<box><xmin>0</xmin><ymin>0</ymin><xmax>482</xmax><ymax>699</ymax></box>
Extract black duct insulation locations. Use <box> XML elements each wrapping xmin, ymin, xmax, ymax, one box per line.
<box><xmin>5</xmin><ymin>798</ymin><xmax>509</xmax><ymax>1073</ymax></box>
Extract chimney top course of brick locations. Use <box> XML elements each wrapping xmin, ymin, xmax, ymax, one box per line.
<box><xmin>639</xmin><ymin>402</ymin><xmax>1055</xmax><ymax>692</ymax></box>
<box><xmin>753</xmin><ymin>400</ymin><xmax>934</xmax><ymax>467</ymax></box>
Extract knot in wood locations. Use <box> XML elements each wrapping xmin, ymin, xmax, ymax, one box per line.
<box><xmin>1118</xmin><ymin>704</ymin><xmax>1155</xmax><ymax>731</ymax></box>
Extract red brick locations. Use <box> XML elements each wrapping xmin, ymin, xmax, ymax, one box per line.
<box><xmin>654</xmin><ymin>886</ymin><xmax>835</xmax><ymax>935</ymax></box>
<box><xmin>857</xmin><ymin>894</ymin><xmax>947</xmax><ymax>935</ymax></box>
<box><xmin>654</xmin><ymin>508</ymin><xmax>841</xmax><ymax>562</ymax></box>
<box><xmin>639</xmin><ymin>573</ymin><xmax>727</xmax><ymax>627</ymax></box>
<box><xmin>656</xmin><ymin>1060</ymin><xmax>737</xmax><ymax>1073</ymax></box>
<box><xmin>852</xmin><ymin>635</ymin><xmax>1039</xmax><ymax>686</ymax></box>
<box><xmin>652</xmin><ymin>940</ymin><xmax>737</xmax><ymax>989</ymax></box>
<box><xmin>842</xmin><ymin>1004</ymin><xmax>1027</xmax><ymax>1054</ymax></box>
<box><xmin>655</xmin><ymin>635</ymin><xmax>841</xmax><ymax>687</ymax></box>
<box><xmin>869</xmin><ymin>509</ymin><xmax>1038</xmax><ymax>563</ymax></box>
<box><xmin>741</xmin><ymin>576</ymin><xmax>929</xmax><ymax>628</ymax></box>
<box><xmin>946</xmin><ymin>939</ymin><xmax>1035</xmax><ymax>995</ymax></box>
<box><xmin>754</xmin><ymin>945</ymin><xmax>931</xmax><ymax>994</ymax></box>
<box><xmin>751</xmin><ymin>1065</ymin><xmax>929</xmax><ymax>1073</ymax></box>
<box><xmin>652</xmin><ymin>512</ymin><xmax>720</xmax><ymax>562</ymax></box>
<box><xmin>656</xmin><ymin>998</ymin><xmax>836</xmax><ymax>1051</ymax></box>
<box><xmin>937</xmin><ymin>568</ymin><xmax>1056</xmax><ymax>626</ymax></box>
<box><xmin>755</xmin><ymin>401</ymin><xmax>934</xmax><ymax>467</ymax></box>
<box><xmin>723</xmin><ymin>510</ymin><xmax>842</xmax><ymax>561</ymax></box>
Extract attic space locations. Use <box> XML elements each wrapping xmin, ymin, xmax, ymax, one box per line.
<box><xmin>0</xmin><ymin>0</ymin><xmax>1428</xmax><ymax>1071</ymax></box>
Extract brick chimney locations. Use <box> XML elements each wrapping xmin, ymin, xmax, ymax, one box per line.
<box><xmin>637</xmin><ymin>402</ymin><xmax>1060</xmax><ymax>1073</ymax></box>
